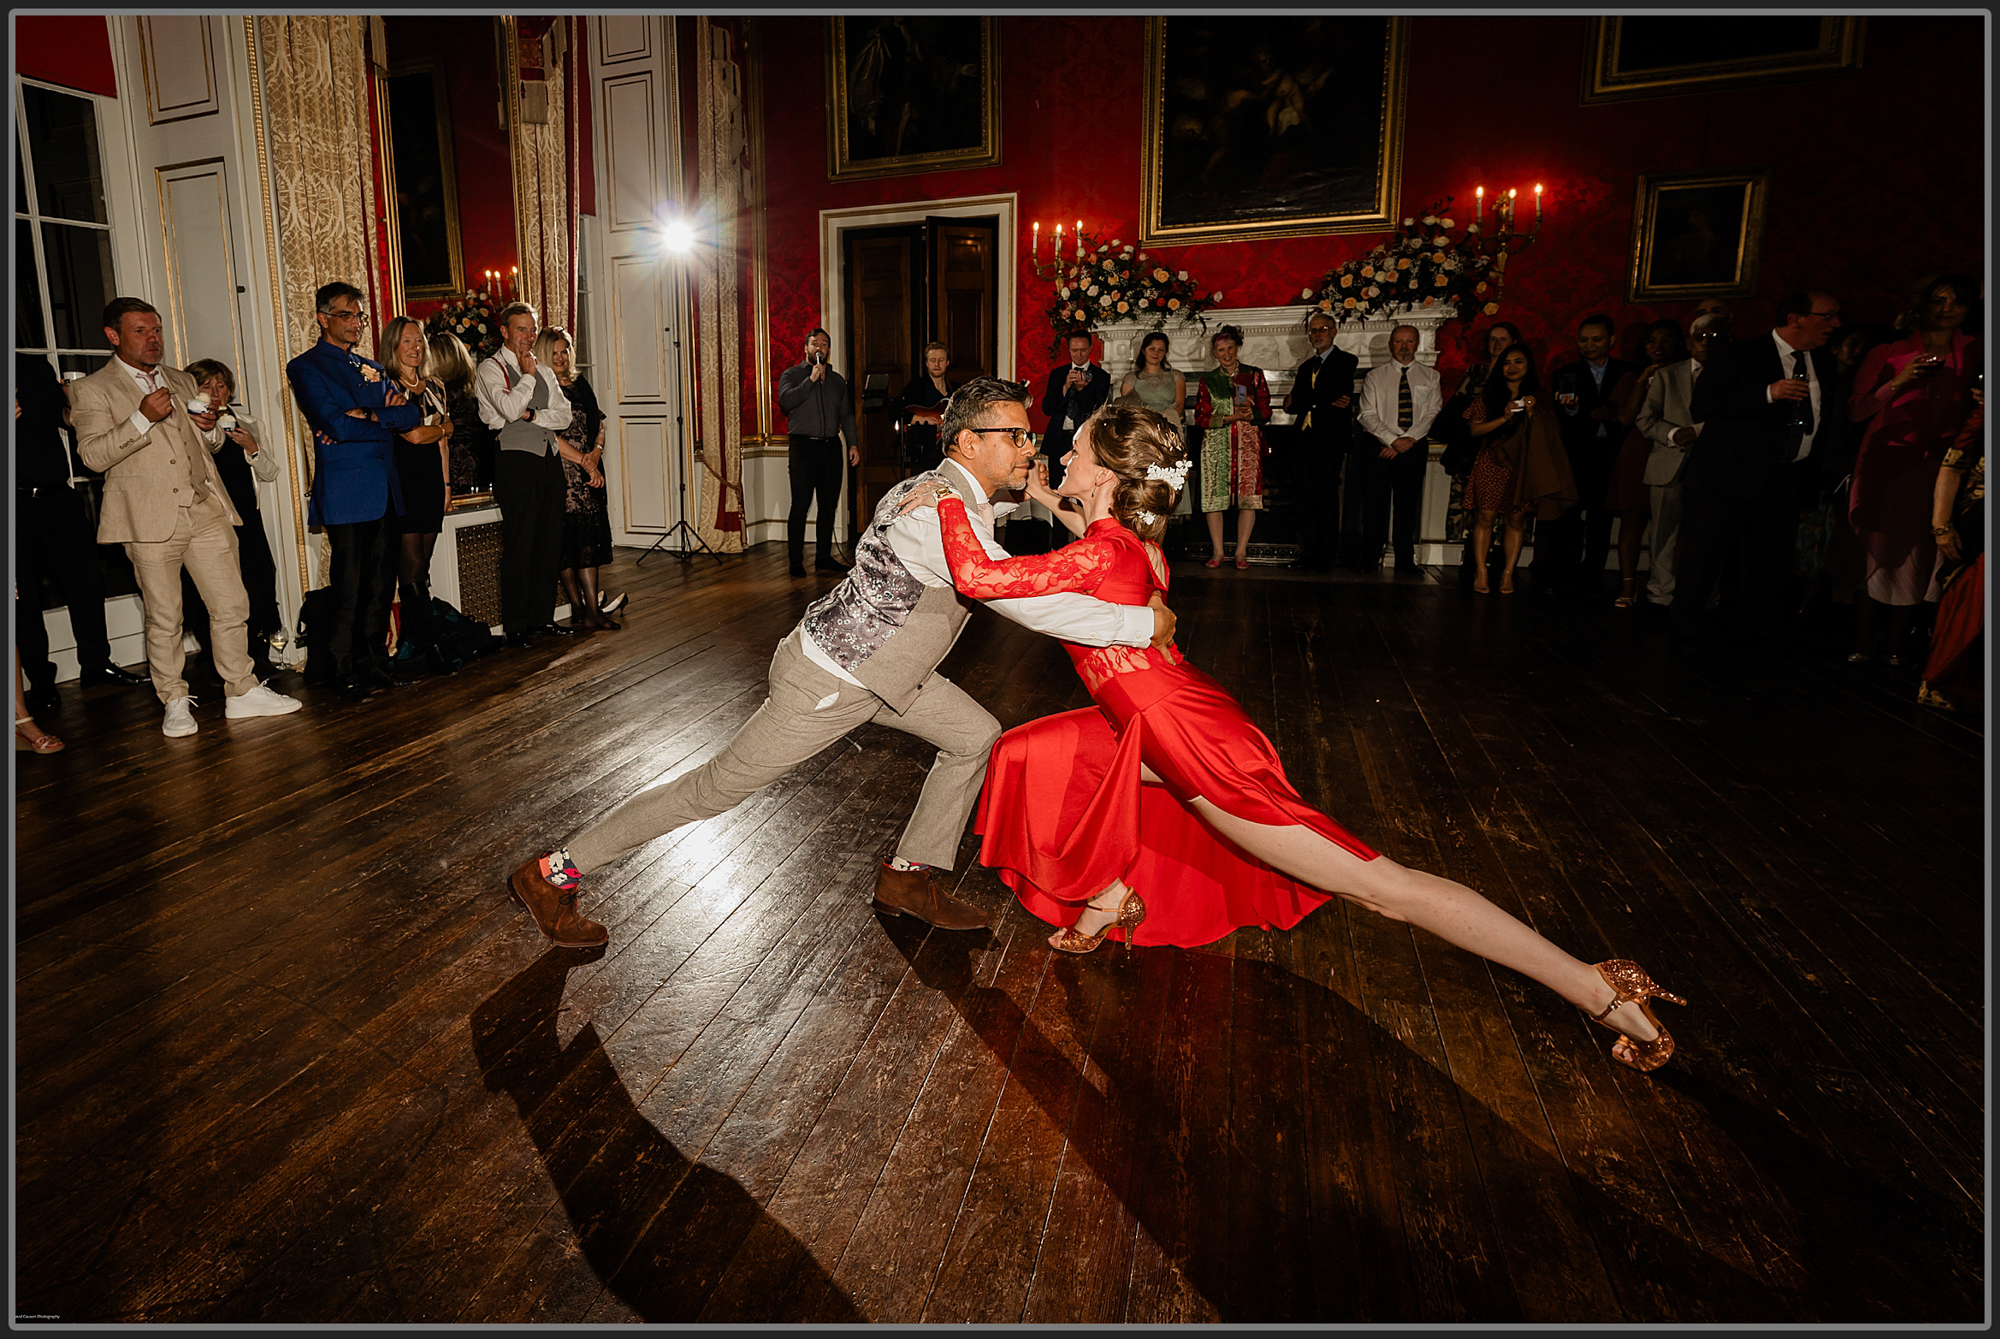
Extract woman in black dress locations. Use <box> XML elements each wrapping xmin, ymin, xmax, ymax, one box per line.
<box><xmin>379</xmin><ymin>316</ymin><xmax>453</xmax><ymax>673</ymax></box>
<box><xmin>534</xmin><ymin>327</ymin><xmax>620</xmax><ymax>629</ymax></box>
<box><xmin>892</xmin><ymin>341</ymin><xmax>957</xmax><ymax>475</ymax></box>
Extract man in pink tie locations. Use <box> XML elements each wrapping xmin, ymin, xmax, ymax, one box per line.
<box><xmin>69</xmin><ymin>297</ymin><xmax>301</xmax><ymax>737</ymax></box>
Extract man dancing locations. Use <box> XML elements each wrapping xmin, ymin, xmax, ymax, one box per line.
<box><xmin>507</xmin><ymin>378</ymin><xmax>1178</xmax><ymax>947</ymax></box>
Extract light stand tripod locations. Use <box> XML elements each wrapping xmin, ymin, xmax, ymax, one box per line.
<box><xmin>639</xmin><ymin>252</ymin><xmax>722</xmax><ymax>566</ymax></box>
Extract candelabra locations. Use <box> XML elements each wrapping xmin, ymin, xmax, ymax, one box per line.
<box><xmin>1464</xmin><ymin>184</ymin><xmax>1544</xmax><ymax>303</ymax></box>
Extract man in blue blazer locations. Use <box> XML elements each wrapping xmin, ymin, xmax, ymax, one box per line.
<box><xmin>286</xmin><ymin>281</ymin><xmax>425</xmax><ymax>700</ymax></box>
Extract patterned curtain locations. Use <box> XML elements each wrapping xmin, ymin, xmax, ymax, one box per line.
<box><xmin>693</xmin><ymin>19</ymin><xmax>747</xmax><ymax>550</ymax></box>
<box><xmin>516</xmin><ymin>26</ymin><xmax>571</xmax><ymax>333</ymax></box>
<box><xmin>253</xmin><ymin>14</ymin><xmax>381</xmax><ymax>534</ymax></box>
<box><xmin>255</xmin><ymin>17</ymin><xmax>381</xmax><ymax>376</ymax></box>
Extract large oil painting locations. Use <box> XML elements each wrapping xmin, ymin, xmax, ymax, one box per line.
<box><xmin>826</xmin><ymin>17</ymin><xmax>1000</xmax><ymax>182</ymax></box>
<box><xmin>386</xmin><ymin>62</ymin><xmax>463</xmax><ymax>299</ymax></box>
<box><xmin>1582</xmin><ymin>17</ymin><xmax>1865</xmax><ymax>103</ymax></box>
<box><xmin>1142</xmin><ymin>16</ymin><xmax>1408</xmax><ymax>247</ymax></box>
<box><xmin>1628</xmin><ymin>169</ymin><xmax>1769</xmax><ymax>302</ymax></box>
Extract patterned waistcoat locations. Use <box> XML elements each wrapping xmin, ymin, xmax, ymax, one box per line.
<box><xmin>800</xmin><ymin>471</ymin><xmax>973</xmax><ymax>714</ymax></box>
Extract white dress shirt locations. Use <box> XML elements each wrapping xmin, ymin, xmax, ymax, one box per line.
<box><xmin>117</xmin><ymin>358</ymin><xmax>222</xmax><ymax>448</ymax></box>
<box><xmin>800</xmin><ymin>456</ymin><xmax>1155</xmax><ymax>686</ymax></box>
<box><xmin>475</xmin><ymin>346</ymin><xmax>573</xmax><ymax>433</ymax></box>
<box><xmin>1356</xmin><ymin>356</ymin><xmax>1442</xmax><ymax>447</ymax></box>
<box><xmin>1766</xmin><ymin>330</ymin><xmax>1821</xmax><ymax>462</ymax></box>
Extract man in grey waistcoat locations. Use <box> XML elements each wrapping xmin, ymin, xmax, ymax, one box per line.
<box><xmin>506</xmin><ymin>377</ymin><xmax>1178</xmax><ymax>946</ymax></box>
<box><xmin>478</xmin><ymin>301</ymin><xmax>578</xmax><ymax>644</ymax></box>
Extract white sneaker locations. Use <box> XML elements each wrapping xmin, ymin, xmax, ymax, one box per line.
<box><xmin>225</xmin><ymin>682</ymin><xmax>304</xmax><ymax>719</ymax></box>
<box><xmin>162</xmin><ymin>696</ymin><xmax>199</xmax><ymax>738</ymax></box>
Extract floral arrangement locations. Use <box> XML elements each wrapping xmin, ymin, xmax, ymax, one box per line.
<box><xmin>1297</xmin><ymin>199</ymin><xmax>1499</xmax><ymax>327</ymax></box>
<box><xmin>1034</xmin><ymin>232</ymin><xmax>1222</xmax><ymax>351</ymax></box>
<box><xmin>423</xmin><ymin>291</ymin><xmax>503</xmax><ymax>358</ymax></box>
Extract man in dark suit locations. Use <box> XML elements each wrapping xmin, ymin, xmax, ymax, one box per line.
<box><xmin>1537</xmin><ymin>313</ymin><xmax>1638</xmax><ymax>597</ymax></box>
<box><xmin>285</xmin><ymin>281</ymin><xmax>425</xmax><ymax>700</ymax></box>
<box><xmin>1675</xmin><ymin>291</ymin><xmax>1842</xmax><ymax>646</ymax></box>
<box><xmin>14</xmin><ymin>352</ymin><xmax>150</xmax><ymax>714</ymax></box>
<box><xmin>1039</xmin><ymin>330</ymin><xmax>1111</xmax><ymax>504</ymax></box>
<box><xmin>1282</xmin><ymin>310</ymin><xmax>1359</xmax><ymax>572</ymax></box>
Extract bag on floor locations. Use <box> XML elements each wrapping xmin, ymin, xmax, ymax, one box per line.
<box><xmin>429</xmin><ymin>597</ymin><xmax>496</xmax><ymax>667</ymax></box>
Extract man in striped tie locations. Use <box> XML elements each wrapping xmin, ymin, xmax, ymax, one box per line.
<box><xmin>1353</xmin><ymin>324</ymin><xmax>1442</xmax><ymax>572</ymax></box>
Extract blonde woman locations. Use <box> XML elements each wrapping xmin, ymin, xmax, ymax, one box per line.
<box><xmin>377</xmin><ymin>316</ymin><xmax>452</xmax><ymax>672</ymax></box>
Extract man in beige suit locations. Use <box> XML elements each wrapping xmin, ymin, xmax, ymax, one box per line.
<box><xmin>1633</xmin><ymin>309</ymin><xmax>1726</xmax><ymax>607</ymax></box>
<box><xmin>71</xmin><ymin>297</ymin><xmax>301</xmax><ymax>737</ymax></box>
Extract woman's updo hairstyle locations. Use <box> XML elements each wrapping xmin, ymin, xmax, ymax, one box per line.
<box><xmin>1211</xmin><ymin>323</ymin><xmax>1246</xmax><ymax>348</ymax></box>
<box><xmin>1076</xmin><ymin>404</ymin><xmax>1186</xmax><ymax>543</ymax></box>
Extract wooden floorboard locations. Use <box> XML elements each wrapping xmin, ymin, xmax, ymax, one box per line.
<box><xmin>12</xmin><ymin>544</ymin><xmax>1985</xmax><ymax>1323</ymax></box>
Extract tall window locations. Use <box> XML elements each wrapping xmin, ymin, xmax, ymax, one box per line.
<box><xmin>16</xmin><ymin>79</ymin><xmax>117</xmax><ymax>379</ymax></box>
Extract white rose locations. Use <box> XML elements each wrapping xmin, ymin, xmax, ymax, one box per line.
<box><xmin>1176</xmin><ymin>271</ymin><xmax>1188</xmax><ymax>281</ymax></box>
<box><xmin>1210</xmin><ymin>291</ymin><xmax>1223</xmax><ymax>301</ymax></box>
<box><xmin>1466</xmin><ymin>224</ymin><xmax>1481</xmax><ymax>235</ymax></box>
<box><xmin>1301</xmin><ymin>288</ymin><xmax>1315</xmax><ymax>299</ymax></box>
<box><xmin>1421</xmin><ymin>214</ymin><xmax>1436</xmax><ymax>225</ymax></box>
<box><xmin>1087</xmin><ymin>285</ymin><xmax>1100</xmax><ymax>296</ymax></box>
<box><xmin>1441</xmin><ymin>217</ymin><xmax>1455</xmax><ymax>228</ymax></box>
<box><xmin>1402</xmin><ymin>217</ymin><xmax>1414</xmax><ymax>227</ymax></box>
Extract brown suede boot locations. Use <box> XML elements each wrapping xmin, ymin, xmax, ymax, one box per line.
<box><xmin>870</xmin><ymin>862</ymin><xmax>990</xmax><ymax>930</ymax></box>
<box><xmin>508</xmin><ymin>856</ymin><xmax>609</xmax><ymax>948</ymax></box>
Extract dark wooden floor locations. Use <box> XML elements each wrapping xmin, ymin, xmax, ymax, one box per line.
<box><xmin>13</xmin><ymin>541</ymin><xmax>1986</xmax><ymax>1324</ymax></box>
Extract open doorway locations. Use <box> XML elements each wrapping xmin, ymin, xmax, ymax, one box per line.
<box><xmin>839</xmin><ymin>214</ymin><xmax>998</xmax><ymax>530</ymax></box>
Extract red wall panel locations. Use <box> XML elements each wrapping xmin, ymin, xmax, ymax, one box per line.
<box><xmin>752</xmin><ymin>13</ymin><xmax>1984</xmax><ymax>419</ymax></box>
<box><xmin>15</xmin><ymin>17</ymin><xmax>117</xmax><ymax>98</ymax></box>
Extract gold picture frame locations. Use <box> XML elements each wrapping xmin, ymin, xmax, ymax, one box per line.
<box><xmin>825</xmin><ymin>17</ymin><xmax>1000</xmax><ymax>182</ymax></box>
<box><xmin>1582</xmin><ymin>16</ymin><xmax>1865</xmax><ymax>105</ymax></box>
<box><xmin>1628</xmin><ymin>168</ymin><xmax>1769</xmax><ymax>303</ymax></box>
<box><xmin>1141</xmin><ymin>16</ymin><xmax>1409</xmax><ymax>247</ymax></box>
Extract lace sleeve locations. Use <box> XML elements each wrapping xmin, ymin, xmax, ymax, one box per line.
<box><xmin>937</xmin><ymin>497</ymin><xmax>1114</xmax><ymax>598</ymax></box>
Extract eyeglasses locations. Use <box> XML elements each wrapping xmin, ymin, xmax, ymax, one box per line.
<box><xmin>967</xmin><ymin>427</ymin><xmax>1040</xmax><ymax>449</ymax></box>
<box><xmin>1806</xmin><ymin>308</ymin><xmax>1841</xmax><ymax>321</ymax></box>
<box><xmin>1690</xmin><ymin>332</ymin><xmax>1722</xmax><ymax>341</ymax></box>
<box><xmin>326</xmin><ymin>307</ymin><xmax>366</xmax><ymax>321</ymax></box>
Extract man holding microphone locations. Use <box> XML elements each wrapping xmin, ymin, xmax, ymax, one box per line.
<box><xmin>777</xmin><ymin>327</ymin><xmax>862</xmax><ymax>578</ymax></box>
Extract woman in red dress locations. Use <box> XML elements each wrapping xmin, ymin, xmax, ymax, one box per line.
<box><xmin>904</xmin><ymin>405</ymin><xmax>1685</xmax><ymax>1072</ymax></box>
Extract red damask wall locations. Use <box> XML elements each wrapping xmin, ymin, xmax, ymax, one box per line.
<box><xmin>747</xmin><ymin>14</ymin><xmax>1983</xmax><ymax>435</ymax></box>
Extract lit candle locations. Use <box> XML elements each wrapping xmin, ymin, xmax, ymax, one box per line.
<box><xmin>1507</xmin><ymin>188</ymin><xmax>1517</xmax><ymax>231</ymax></box>
<box><xmin>510</xmin><ymin>265</ymin><xmax>519</xmax><ymax>298</ymax></box>
<box><xmin>1076</xmin><ymin>219</ymin><xmax>1083</xmax><ymax>259</ymax></box>
<box><xmin>1054</xmin><ymin>222</ymin><xmax>1063</xmax><ymax>259</ymax></box>
<box><xmin>1534</xmin><ymin>183</ymin><xmax>1543</xmax><ymax>225</ymax></box>
<box><xmin>1032</xmin><ymin>221</ymin><xmax>1040</xmax><ymax>260</ymax></box>
<box><xmin>1475</xmin><ymin>186</ymin><xmax>1483</xmax><ymax>224</ymax></box>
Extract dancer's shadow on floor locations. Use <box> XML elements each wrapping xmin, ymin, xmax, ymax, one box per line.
<box><xmin>881</xmin><ymin>915</ymin><xmax>1981</xmax><ymax>1323</ymax></box>
<box><xmin>470</xmin><ymin>949</ymin><xmax>862</xmax><ymax>1323</ymax></box>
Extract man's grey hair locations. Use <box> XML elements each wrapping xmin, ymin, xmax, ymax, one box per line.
<box><xmin>940</xmin><ymin>376</ymin><xmax>1032</xmax><ymax>456</ymax></box>
<box><xmin>1305</xmin><ymin>309</ymin><xmax>1338</xmax><ymax>331</ymax></box>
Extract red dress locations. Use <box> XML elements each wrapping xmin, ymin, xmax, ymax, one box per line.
<box><xmin>936</xmin><ymin>498</ymin><xmax>1379</xmax><ymax>948</ymax></box>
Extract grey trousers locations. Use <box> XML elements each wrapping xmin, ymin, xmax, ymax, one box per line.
<box><xmin>567</xmin><ymin>631</ymin><xmax>1001</xmax><ymax>875</ymax></box>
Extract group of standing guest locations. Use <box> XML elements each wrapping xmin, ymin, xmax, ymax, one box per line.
<box><xmin>284</xmin><ymin>285</ymin><xmax>622</xmax><ymax>703</ymax></box>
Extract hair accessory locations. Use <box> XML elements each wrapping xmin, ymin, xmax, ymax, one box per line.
<box><xmin>1144</xmin><ymin>459</ymin><xmax>1191</xmax><ymax>490</ymax></box>
<box><xmin>1135</xmin><ymin>509</ymin><xmax>1158</xmax><ymax>525</ymax></box>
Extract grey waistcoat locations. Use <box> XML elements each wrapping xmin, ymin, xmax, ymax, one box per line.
<box><xmin>497</xmin><ymin>365</ymin><xmax>556</xmax><ymax>455</ymax></box>
<box><xmin>800</xmin><ymin>472</ymin><xmax>973</xmax><ymax>715</ymax></box>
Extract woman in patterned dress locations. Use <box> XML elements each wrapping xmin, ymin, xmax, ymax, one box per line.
<box><xmin>1191</xmin><ymin>325</ymin><xmax>1270</xmax><ymax>569</ymax></box>
<box><xmin>533</xmin><ymin>327</ymin><xmax>620</xmax><ymax>630</ymax></box>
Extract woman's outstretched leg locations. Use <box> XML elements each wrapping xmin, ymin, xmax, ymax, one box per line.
<box><xmin>1185</xmin><ymin>797</ymin><xmax>1666</xmax><ymax>1046</ymax></box>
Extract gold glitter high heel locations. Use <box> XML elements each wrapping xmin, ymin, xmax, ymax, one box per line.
<box><xmin>1588</xmin><ymin>959</ymin><xmax>1687</xmax><ymax>1073</ymax></box>
<box><xmin>1049</xmin><ymin>889</ymin><xmax>1147</xmax><ymax>955</ymax></box>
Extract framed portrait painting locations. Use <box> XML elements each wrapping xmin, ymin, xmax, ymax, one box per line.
<box><xmin>1627</xmin><ymin>169</ymin><xmax>1769</xmax><ymax>302</ymax></box>
<box><xmin>385</xmin><ymin>61</ymin><xmax>463</xmax><ymax>299</ymax></box>
<box><xmin>1141</xmin><ymin>16</ymin><xmax>1409</xmax><ymax>247</ymax></box>
<box><xmin>1582</xmin><ymin>16</ymin><xmax>1865</xmax><ymax>104</ymax></box>
<box><xmin>825</xmin><ymin>17</ymin><xmax>1000</xmax><ymax>182</ymax></box>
